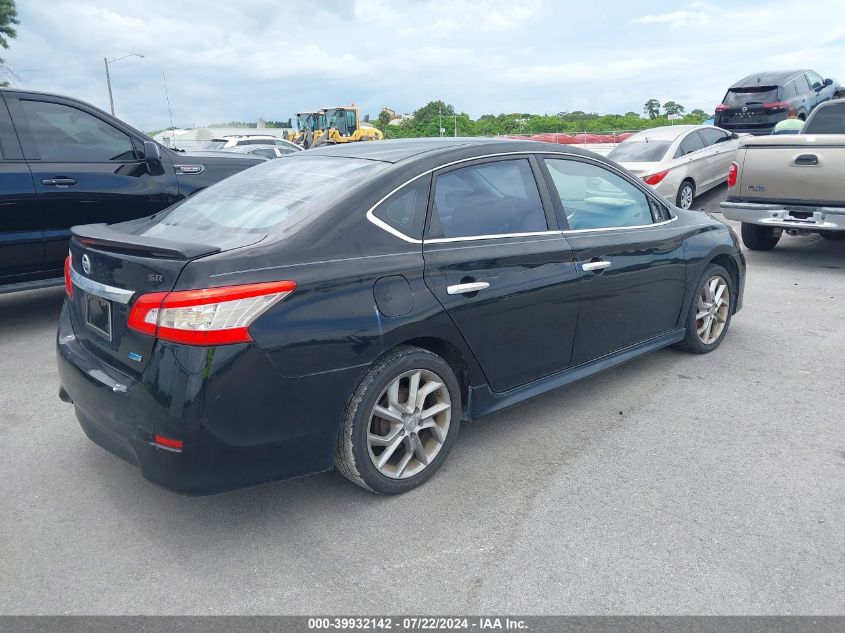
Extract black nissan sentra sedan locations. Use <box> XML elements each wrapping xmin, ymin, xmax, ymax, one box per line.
<box><xmin>57</xmin><ymin>138</ymin><xmax>745</xmax><ymax>495</ymax></box>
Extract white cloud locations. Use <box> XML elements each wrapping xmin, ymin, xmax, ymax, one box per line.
<box><xmin>4</xmin><ymin>0</ymin><xmax>845</xmax><ymax>131</ymax></box>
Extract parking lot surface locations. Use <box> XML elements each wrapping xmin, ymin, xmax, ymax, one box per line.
<box><xmin>1</xmin><ymin>186</ymin><xmax>843</xmax><ymax>614</ymax></box>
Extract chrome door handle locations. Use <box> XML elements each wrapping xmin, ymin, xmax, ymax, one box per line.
<box><xmin>582</xmin><ymin>261</ymin><xmax>612</xmax><ymax>272</ymax></box>
<box><xmin>41</xmin><ymin>177</ymin><xmax>78</xmax><ymax>187</ymax></box>
<box><xmin>447</xmin><ymin>282</ymin><xmax>490</xmax><ymax>295</ymax></box>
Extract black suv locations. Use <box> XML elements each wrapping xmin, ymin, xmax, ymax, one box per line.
<box><xmin>0</xmin><ymin>89</ymin><xmax>263</xmax><ymax>293</ymax></box>
<box><xmin>715</xmin><ymin>70</ymin><xmax>841</xmax><ymax>134</ymax></box>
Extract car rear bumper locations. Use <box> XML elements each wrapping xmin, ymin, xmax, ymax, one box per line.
<box><xmin>720</xmin><ymin>201</ymin><xmax>845</xmax><ymax>231</ymax></box>
<box><xmin>56</xmin><ymin>301</ymin><xmax>362</xmax><ymax>494</ymax></box>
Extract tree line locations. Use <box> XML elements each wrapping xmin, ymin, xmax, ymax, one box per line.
<box><xmin>376</xmin><ymin>100</ymin><xmax>710</xmax><ymax>139</ymax></box>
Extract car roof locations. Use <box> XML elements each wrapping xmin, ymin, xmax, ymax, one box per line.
<box><xmin>302</xmin><ymin>137</ymin><xmax>602</xmax><ymax>164</ymax></box>
<box><xmin>730</xmin><ymin>70</ymin><xmax>808</xmax><ymax>88</ymax></box>
<box><xmin>625</xmin><ymin>125</ymin><xmax>699</xmax><ymax>142</ymax></box>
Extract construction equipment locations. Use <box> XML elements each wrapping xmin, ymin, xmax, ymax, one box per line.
<box><xmin>287</xmin><ymin>111</ymin><xmax>327</xmax><ymax>146</ymax></box>
<box><xmin>313</xmin><ymin>106</ymin><xmax>383</xmax><ymax>145</ymax></box>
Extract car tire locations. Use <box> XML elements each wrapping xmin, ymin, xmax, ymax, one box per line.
<box><xmin>740</xmin><ymin>223</ymin><xmax>782</xmax><ymax>250</ymax></box>
<box><xmin>676</xmin><ymin>180</ymin><xmax>695</xmax><ymax>210</ymax></box>
<box><xmin>675</xmin><ymin>263</ymin><xmax>735</xmax><ymax>354</ymax></box>
<box><xmin>335</xmin><ymin>345</ymin><xmax>462</xmax><ymax>494</ymax></box>
<box><xmin>820</xmin><ymin>231</ymin><xmax>845</xmax><ymax>241</ymax></box>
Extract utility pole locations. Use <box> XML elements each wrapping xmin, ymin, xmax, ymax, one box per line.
<box><xmin>104</xmin><ymin>58</ymin><xmax>114</xmax><ymax>116</ymax></box>
<box><xmin>103</xmin><ymin>54</ymin><xmax>144</xmax><ymax>116</ymax></box>
<box><xmin>454</xmin><ymin>115</ymin><xmax>457</xmax><ymax>137</ymax></box>
<box><xmin>439</xmin><ymin>106</ymin><xmax>443</xmax><ymax>139</ymax></box>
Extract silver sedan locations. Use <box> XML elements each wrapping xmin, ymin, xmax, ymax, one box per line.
<box><xmin>607</xmin><ymin>125</ymin><xmax>741</xmax><ymax>209</ymax></box>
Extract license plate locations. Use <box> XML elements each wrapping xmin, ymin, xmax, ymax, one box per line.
<box><xmin>85</xmin><ymin>293</ymin><xmax>112</xmax><ymax>341</ymax></box>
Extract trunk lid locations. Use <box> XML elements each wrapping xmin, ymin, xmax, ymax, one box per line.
<box><xmin>68</xmin><ymin>217</ymin><xmax>265</xmax><ymax>376</ymax></box>
<box><xmin>737</xmin><ymin>135</ymin><xmax>845</xmax><ymax>204</ymax></box>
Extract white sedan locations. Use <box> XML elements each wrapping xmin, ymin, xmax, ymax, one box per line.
<box><xmin>607</xmin><ymin>125</ymin><xmax>741</xmax><ymax>209</ymax></box>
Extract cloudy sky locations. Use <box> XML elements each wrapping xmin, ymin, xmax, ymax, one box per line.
<box><xmin>4</xmin><ymin>0</ymin><xmax>845</xmax><ymax>131</ymax></box>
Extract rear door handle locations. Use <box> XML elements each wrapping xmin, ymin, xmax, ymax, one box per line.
<box><xmin>447</xmin><ymin>282</ymin><xmax>490</xmax><ymax>295</ymax></box>
<box><xmin>41</xmin><ymin>178</ymin><xmax>78</xmax><ymax>187</ymax></box>
<box><xmin>582</xmin><ymin>260</ymin><xmax>612</xmax><ymax>272</ymax></box>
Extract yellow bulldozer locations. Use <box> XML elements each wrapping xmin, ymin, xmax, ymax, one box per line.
<box><xmin>312</xmin><ymin>106</ymin><xmax>383</xmax><ymax>145</ymax></box>
<box><xmin>287</xmin><ymin>111</ymin><xmax>327</xmax><ymax>146</ymax></box>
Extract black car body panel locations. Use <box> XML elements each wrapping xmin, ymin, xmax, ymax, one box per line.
<box><xmin>715</xmin><ymin>69</ymin><xmax>840</xmax><ymax>135</ymax></box>
<box><xmin>57</xmin><ymin>139</ymin><xmax>746</xmax><ymax>494</ymax></box>
<box><xmin>0</xmin><ymin>89</ymin><xmax>262</xmax><ymax>291</ymax></box>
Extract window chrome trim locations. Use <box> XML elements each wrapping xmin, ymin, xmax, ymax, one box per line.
<box><xmin>69</xmin><ymin>266</ymin><xmax>135</xmax><ymax>304</ymax></box>
<box><xmin>364</xmin><ymin>150</ymin><xmax>677</xmax><ymax>244</ymax></box>
<box><xmin>561</xmin><ymin>215</ymin><xmax>678</xmax><ymax>234</ymax></box>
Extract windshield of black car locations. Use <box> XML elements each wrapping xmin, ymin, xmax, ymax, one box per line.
<box><xmin>608</xmin><ymin>141</ymin><xmax>672</xmax><ymax>162</ymax></box>
<box><xmin>802</xmin><ymin>104</ymin><xmax>845</xmax><ymax>134</ymax></box>
<box><xmin>722</xmin><ymin>87</ymin><xmax>779</xmax><ymax>107</ymax></box>
<box><xmin>140</xmin><ymin>157</ymin><xmax>386</xmax><ymax>235</ymax></box>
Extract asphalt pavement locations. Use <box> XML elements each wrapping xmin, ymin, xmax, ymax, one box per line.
<box><xmin>1</xmin><ymin>184</ymin><xmax>843</xmax><ymax>614</ymax></box>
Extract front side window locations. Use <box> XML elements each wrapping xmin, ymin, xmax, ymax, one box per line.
<box><xmin>675</xmin><ymin>132</ymin><xmax>706</xmax><ymax>158</ymax></box>
<box><xmin>18</xmin><ymin>99</ymin><xmax>136</xmax><ymax>162</ymax></box>
<box><xmin>372</xmin><ymin>175</ymin><xmax>431</xmax><ymax>240</ymax></box>
<box><xmin>806</xmin><ymin>71</ymin><xmax>824</xmax><ymax>90</ymax></box>
<box><xmin>544</xmin><ymin>158</ymin><xmax>656</xmax><ymax>231</ymax></box>
<box><xmin>429</xmin><ymin>159</ymin><xmax>548</xmax><ymax>239</ymax></box>
<box><xmin>698</xmin><ymin>128</ymin><xmax>729</xmax><ymax>146</ymax></box>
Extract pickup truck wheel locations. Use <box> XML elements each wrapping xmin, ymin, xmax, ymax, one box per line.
<box><xmin>820</xmin><ymin>231</ymin><xmax>845</xmax><ymax>241</ymax></box>
<box><xmin>740</xmin><ymin>223</ymin><xmax>781</xmax><ymax>250</ymax></box>
<box><xmin>676</xmin><ymin>180</ymin><xmax>695</xmax><ymax>209</ymax></box>
<box><xmin>335</xmin><ymin>345</ymin><xmax>461</xmax><ymax>494</ymax></box>
<box><xmin>675</xmin><ymin>263</ymin><xmax>734</xmax><ymax>354</ymax></box>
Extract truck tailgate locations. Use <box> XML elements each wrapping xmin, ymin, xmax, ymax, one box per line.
<box><xmin>737</xmin><ymin>134</ymin><xmax>845</xmax><ymax>204</ymax></box>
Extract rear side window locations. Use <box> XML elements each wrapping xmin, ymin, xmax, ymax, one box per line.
<box><xmin>429</xmin><ymin>159</ymin><xmax>548</xmax><ymax>239</ymax></box>
<box><xmin>803</xmin><ymin>103</ymin><xmax>845</xmax><ymax>134</ymax></box>
<box><xmin>372</xmin><ymin>175</ymin><xmax>431</xmax><ymax>240</ymax></box>
<box><xmin>782</xmin><ymin>81</ymin><xmax>798</xmax><ymax>99</ymax></box>
<box><xmin>17</xmin><ymin>99</ymin><xmax>136</xmax><ymax>162</ymax></box>
<box><xmin>544</xmin><ymin>158</ymin><xmax>656</xmax><ymax>231</ymax></box>
<box><xmin>675</xmin><ymin>132</ymin><xmax>706</xmax><ymax>158</ymax></box>
<box><xmin>142</xmin><ymin>156</ymin><xmax>386</xmax><ymax>234</ymax></box>
<box><xmin>795</xmin><ymin>75</ymin><xmax>811</xmax><ymax>93</ymax></box>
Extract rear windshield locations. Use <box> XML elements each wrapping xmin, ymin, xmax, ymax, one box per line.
<box><xmin>142</xmin><ymin>156</ymin><xmax>386</xmax><ymax>236</ymax></box>
<box><xmin>722</xmin><ymin>86</ymin><xmax>779</xmax><ymax>107</ymax></box>
<box><xmin>803</xmin><ymin>104</ymin><xmax>845</xmax><ymax>134</ymax></box>
<box><xmin>608</xmin><ymin>141</ymin><xmax>672</xmax><ymax>162</ymax></box>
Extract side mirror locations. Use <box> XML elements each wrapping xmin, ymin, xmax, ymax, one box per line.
<box><xmin>731</xmin><ymin>132</ymin><xmax>740</xmax><ymax>139</ymax></box>
<box><xmin>143</xmin><ymin>141</ymin><xmax>163</xmax><ymax>175</ymax></box>
<box><xmin>824</xmin><ymin>78</ymin><xmax>833</xmax><ymax>87</ymax></box>
<box><xmin>144</xmin><ymin>140</ymin><xmax>161</xmax><ymax>166</ymax></box>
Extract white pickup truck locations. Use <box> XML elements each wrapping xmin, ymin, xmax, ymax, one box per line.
<box><xmin>721</xmin><ymin>99</ymin><xmax>845</xmax><ymax>250</ymax></box>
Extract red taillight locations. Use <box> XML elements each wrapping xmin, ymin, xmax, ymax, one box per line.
<box><xmin>715</xmin><ymin>103</ymin><xmax>729</xmax><ymax>111</ymax></box>
<box><xmin>727</xmin><ymin>161</ymin><xmax>739</xmax><ymax>188</ymax></box>
<box><xmin>763</xmin><ymin>101</ymin><xmax>790</xmax><ymax>110</ymax></box>
<box><xmin>64</xmin><ymin>255</ymin><xmax>73</xmax><ymax>298</ymax></box>
<box><xmin>153</xmin><ymin>435</ymin><xmax>183</xmax><ymax>451</ymax></box>
<box><xmin>127</xmin><ymin>281</ymin><xmax>296</xmax><ymax>346</ymax></box>
<box><xmin>643</xmin><ymin>170</ymin><xmax>669</xmax><ymax>186</ymax></box>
